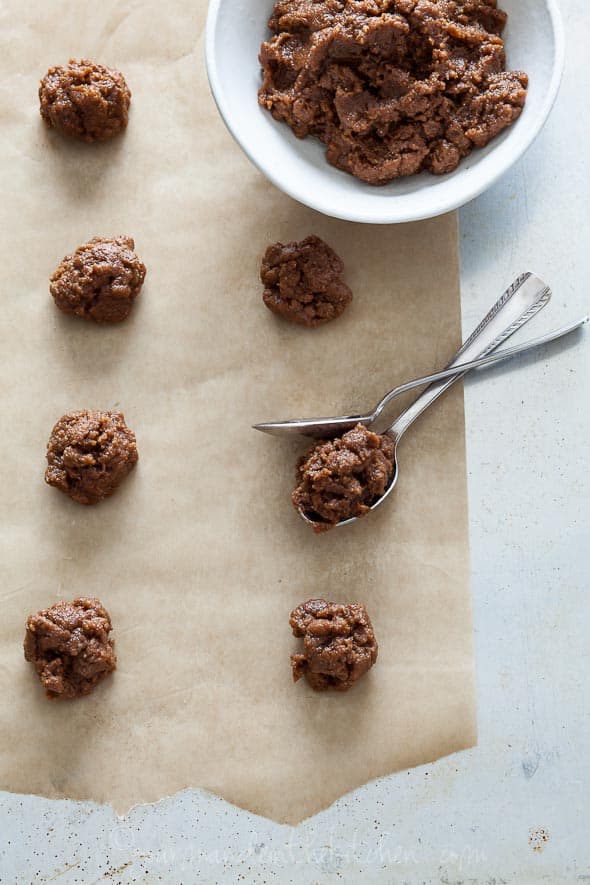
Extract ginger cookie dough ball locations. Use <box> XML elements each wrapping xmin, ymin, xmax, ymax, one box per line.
<box><xmin>50</xmin><ymin>236</ymin><xmax>146</xmax><ymax>324</ymax></box>
<box><xmin>260</xmin><ymin>235</ymin><xmax>352</xmax><ymax>327</ymax></box>
<box><xmin>290</xmin><ymin>598</ymin><xmax>378</xmax><ymax>691</ymax></box>
<box><xmin>292</xmin><ymin>423</ymin><xmax>395</xmax><ymax>532</ymax></box>
<box><xmin>39</xmin><ymin>59</ymin><xmax>131</xmax><ymax>142</ymax></box>
<box><xmin>24</xmin><ymin>597</ymin><xmax>116</xmax><ymax>700</ymax></box>
<box><xmin>45</xmin><ymin>410</ymin><xmax>138</xmax><ymax>505</ymax></box>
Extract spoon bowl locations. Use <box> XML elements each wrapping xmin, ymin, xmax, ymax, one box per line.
<box><xmin>297</xmin><ymin>437</ymin><xmax>401</xmax><ymax>530</ymax></box>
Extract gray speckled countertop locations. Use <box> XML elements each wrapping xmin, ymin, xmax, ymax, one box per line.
<box><xmin>2</xmin><ymin>1</ymin><xmax>589</xmax><ymax>882</ymax></box>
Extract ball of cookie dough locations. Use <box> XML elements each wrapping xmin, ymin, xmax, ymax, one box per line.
<box><xmin>24</xmin><ymin>597</ymin><xmax>116</xmax><ymax>700</ymax></box>
<box><xmin>50</xmin><ymin>236</ymin><xmax>146</xmax><ymax>324</ymax></box>
<box><xmin>260</xmin><ymin>235</ymin><xmax>352</xmax><ymax>327</ymax></box>
<box><xmin>45</xmin><ymin>410</ymin><xmax>138</xmax><ymax>505</ymax></box>
<box><xmin>39</xmin><ymin>59</ymin><xmax>131</xmax><ymax>142</ymax></box>
<box><xmin>292</xmin><ymin>423</ymin><xmax>395</xmax><ymax>532</ymax></box>
<box><xmin>290</xmin><ymin>598</ymin><xmax>378</xmax><ymax>691</ymax></box>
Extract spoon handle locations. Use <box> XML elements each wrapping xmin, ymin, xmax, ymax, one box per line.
<box><xmin>387</xmin><ymin>272</ymin><xmax>551</xmax><ymax>440</ymax></box>
<box><xmin>390</xmin><ymin>315</ymin><xmax>587</xmax><ymax>396</ymax></box>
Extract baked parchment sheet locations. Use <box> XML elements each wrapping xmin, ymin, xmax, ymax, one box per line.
<box><xmin>0</xmin><ymin>0</ymin><xmax>475</xmax><ymax>823</ymax></box>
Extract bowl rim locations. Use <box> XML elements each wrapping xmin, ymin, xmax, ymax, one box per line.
<box><xmin>205</xmin><ymin>0</ymin><xmax>565</xmax><ymax>224</ymax></box>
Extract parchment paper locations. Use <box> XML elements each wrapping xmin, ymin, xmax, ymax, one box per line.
<box><xmin>0</xmin><ymin>0</ymin><xmax>476</xmax><ymax>823</ymax></box>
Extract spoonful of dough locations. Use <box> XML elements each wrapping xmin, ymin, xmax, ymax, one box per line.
<box><xmin>275</xmin><ymin>274</ymin><xmax>588</xmax><ymax>531</ymax></box>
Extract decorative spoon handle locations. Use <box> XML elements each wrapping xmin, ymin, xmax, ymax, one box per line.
<box><xmin>388</xmin><ymin>272</ymin><xmax>551</xmax><ymax>440</ymax></box>
<box><xmin>380</xmin><ymin>314</ymin><xmax>585</xmax><ymax>413</ymax></box>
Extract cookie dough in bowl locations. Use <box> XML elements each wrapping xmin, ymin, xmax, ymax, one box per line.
<box><xmin>206</xmin><ymin>0</ymin><xmax>564</xmax><ymax>223</ymax></box>
<box><xmin>259</xmin><ymin>0</ymin><xmax>528</xmax><ymax>186</ymax></box>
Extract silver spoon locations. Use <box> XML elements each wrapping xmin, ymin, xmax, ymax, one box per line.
<box><xmin>324</xmin><ymin>316</ymin><xmax>590</xmax><ymax>526</ymax></box>
<box><xmin>293</xmin><ymin>321</ymin><xmax>587</xmax><ymax>530</ymax></box>
<box><xmin>255</xmin><ymin>272</ymin><xmax>553</xmax><ymax>440</ymax></box>
<box><xmin>256</xmin><ymin>317</ymin><xmax>587</xmax><ymax>440</ymax></box>
<box><xmin>283</xmin><ymin>272</ymin><xmax>587</xmax><ymax>530</ymax></box>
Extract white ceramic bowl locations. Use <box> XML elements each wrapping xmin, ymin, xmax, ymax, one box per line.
<box><xmin>206</xmin><ymin>0</ymin><xmax>564</xmax><ymax>224</ymax></box>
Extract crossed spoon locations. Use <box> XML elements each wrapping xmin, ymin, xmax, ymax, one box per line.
<box><xmin>254</xmin><ymin>273</ymin><xmax>587</xmax><ymax>530</ymax></box>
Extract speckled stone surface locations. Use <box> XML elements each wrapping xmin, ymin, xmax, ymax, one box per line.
<box><xmin>2</xmin><ymin>1</ymin><xmax>589</xmax><ymax>881</ymax></box>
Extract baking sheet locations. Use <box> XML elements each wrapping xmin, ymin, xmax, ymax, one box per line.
<box><xmin>0</xmin><ymin>0</ymin><xmax>476</xmax><ymax>824</ymax></box>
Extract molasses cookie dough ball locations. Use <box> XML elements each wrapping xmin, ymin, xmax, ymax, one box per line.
<box><xmin>290</xmin><ymin>598</ymin><xmax>378</xmax><ymax>691</ymax></box>
<box><xmin>39</xmin><ymin>59</ymin><xmax>131</xmax><ymax>142</ymax></box>
<box><xmin>260</xmin><ymin>235</ymin><xmax>352</xmax><ymax>327</ymax></box>
<box><xmin>24</xmin><ymin>597</ymin><xmax>116</xmax><ymax>700</ymax></box>
<box><xmin>50</xmin><ymin>236</ymin><xmax>146</xmax><ymax>324</ymax></box>
<box><xmin>45</xmin><ymin>410</ymin><xmax>138</xmax><ymax>505</ymax></box>
<box><xmin>292</xmin><ymin>423</ymin><xmax>395</xmax><ymax>532</ymax></box>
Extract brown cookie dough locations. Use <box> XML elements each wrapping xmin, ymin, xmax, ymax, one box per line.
<box><xmin>261</xmin><ymin>235</ymin><xmax>352</xmax><ymax>327</ymax></box>
<box><xmin>24</xmin><ymin>597</ymin><xmax>116</xmax><ymax>700</ymax></box>
<box><xmin>39</xmin><ymin>59</ymin><xmax>131</xmax><ymax>142</ymax></box>
<box><xmin>259</xmin><ymin>0</ymin><xmax>528</xmax><ymax>185</ymax></box>
<box><xmin>292</xmin><ymin>423</ymin><xmax>395</xmax><ymax>532</ymax></box>
<box><xmin>290</xmin><ymin>598</ymin><xmax>378</xmax><ymax>691</ymax></box>
<box><xmin>45</xmin><ymin>410</ymin><xmax>138</xmax><ymax>505</ymax></box>
<box><xmin>50</xmin><ymin>236</ymin><xmax>146</xmax><ymax>324</ymax></box>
